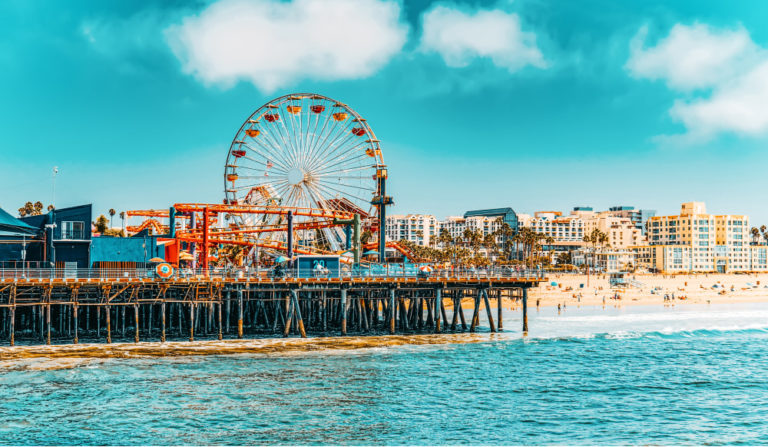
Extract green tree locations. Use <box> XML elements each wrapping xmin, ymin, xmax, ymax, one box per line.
<box><xmin>109</xmin><ymin>209</ymin><xmax>116</xmax><ymax>228</ymax></box>
<box><xmin>556</xmin><ymin>251</ymin><xmax>572</xmax><ymax>266</ymax></box>
<box><xmin>94</xmin><ymin>215</ymin><xmax>109</xmax><ymax>234</ymax></box>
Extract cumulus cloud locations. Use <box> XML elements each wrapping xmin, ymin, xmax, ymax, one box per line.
<box><xmin>165</xmin><ymin>0</ymin><xmax>409</xmax><ymax>92</ymax></box>
<box><xmin>419</xmin><ymin>4</ymin><xmax>547</xmax><ymax>72</ymax></box>
<box><xmin>626</xmin><ymin>23</ymin><xmax>768</xmax><ymax>144</ymax></box>
<box><xmin>626</xmin><ymin>24</ymin><xmax>760</xmax><ymax>90</ymax></box>
<box><xmin>668</xmin><ymin>61</ymin><xmax>768</xmax><ymax>142</ymax></box>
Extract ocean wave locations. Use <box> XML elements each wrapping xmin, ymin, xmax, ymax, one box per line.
<box><xmin>0</xmin><ymin>333</ymin><xmax>496</xmax><ymax>370</ymax></box>
<box><xmin>525</xmin><ymin>326</ymin><xmax>768</xmax><ymax>343</ymax></box>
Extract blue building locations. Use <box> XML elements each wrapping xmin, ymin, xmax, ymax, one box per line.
<box><xmin>15</xmin><ymin>204</ymin><xmax>93</xmax><ymax>268</ymax></box>
<box><xmin>463</xmin><ymin>207</ymin><xmax>519</xmax><ymax>234</ymax></box>
<box><xmin>0</xmin><ymin>208</ymin><xmax>43</xmax><ymax>268</ymax></box>
<box><xmin>90</xmin><ymin>236</ymin><xmax>166</xmax><ymax>267</ymax></box>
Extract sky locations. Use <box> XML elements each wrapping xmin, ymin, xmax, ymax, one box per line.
<box><xmin>2</xmin><ymin>0</ymin><xmax>768</xmax><ymax>223</ymax></box>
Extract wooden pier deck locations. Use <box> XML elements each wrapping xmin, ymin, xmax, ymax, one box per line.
<box><xmin>0</xmin><ymin>276</ymin><xmax>543</xmax><ymax>346</ymax></box>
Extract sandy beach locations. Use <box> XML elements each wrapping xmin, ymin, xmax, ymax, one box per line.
<box><xmin>525</xmin><ymin>273</ymin><xmax>768</xmax><ymax>308</ymax></box>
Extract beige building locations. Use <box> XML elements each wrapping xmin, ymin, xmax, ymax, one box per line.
<box><xmin>634</xmin><ymin>202</ymin><xmax>751</xmax><ymax>273</ymax></box>
<box><xmin>519</xmin><ymin>208</ymin><xmax>641</xmax><ymax>252</ymax></box>
<box><xmin>583</xmin><ymin>212</ymin><xmax>644</xmax><ymax>249</ymax></box>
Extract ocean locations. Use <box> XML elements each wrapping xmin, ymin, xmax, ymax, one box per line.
<box><xmin>2</xmin><ymin>302</ymin><xmax>768</xmax><ymax>445</ymax></box>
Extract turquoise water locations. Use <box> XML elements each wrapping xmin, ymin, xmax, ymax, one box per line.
<box><xmin>2</xmin><ymin>303</ymin><xmax>768</xmax><ymax>445</ymax></box>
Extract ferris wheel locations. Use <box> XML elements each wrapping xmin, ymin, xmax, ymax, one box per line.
<box><xmin>224</xmin><ymin>93</ymin><xmax>385</xmax><ymax>254</ymax></box>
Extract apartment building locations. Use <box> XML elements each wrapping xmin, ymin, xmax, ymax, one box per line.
<box><xmin>518</xmin><ymin>211</ymin><xmax>585</xmax><ymax>245</ymax></box>
<box><xmin>607</xmin><ymin>206</ymin><xmax>656</xmax><ymax>235</ymax></box>
<box><xmin>583</xmin><ymin>212</ymin><xmax>644</xmax><ymax>249</ymax></box>
<box><xmin>635</xmin><ymin>202</ymin><xmax>751</xmax><ymax>273</ymax></box>
<box><xmin>385</xmin><ymin>214</ymin><xmax>438</xmax><ymax>247</ymax></box>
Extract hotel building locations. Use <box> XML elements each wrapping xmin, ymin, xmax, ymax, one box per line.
<box><xmin>634</xmin><ymin>202</ymin><xmax>752</xmax><ymax>273</ymax></box>
<box><xmin>385</xmin><ymin>214</ymin><xmax>438</xmax><ymax>247</ymax></box>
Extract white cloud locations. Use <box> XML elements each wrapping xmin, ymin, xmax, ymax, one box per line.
<box><xmin>165</xmin><ymin>0</ymin><xmax>409</xmax><ymax>92</ymax></box>
<box><xmin>626</xmin><ymin>23</ymin><xmax>768</xmax><ymax>144</ymax></box>
<box><xmin>668</xmin><ymin>61</ymin><xmax>768</xmax><ymax>142</ymax></box>
<box><xmin>419</xmin><ymin>4</ymin><xmax>547</xmax><ymax>72</ymax></box>
<box><xmin>626</xmin><ymin>24</ymin><xmax>759</xmax><ymax>90</ymax></box>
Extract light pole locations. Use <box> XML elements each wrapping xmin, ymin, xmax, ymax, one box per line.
<box><xmin>52</xmin><ymin>166</ymin><xmax>58</xmax><ymax>209</ymax></box>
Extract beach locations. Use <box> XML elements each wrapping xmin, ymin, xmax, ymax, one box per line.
<box><xmin>526</xmin><ymin>272</ymin><xmax>768</xmax><ymax>308</ymax></box>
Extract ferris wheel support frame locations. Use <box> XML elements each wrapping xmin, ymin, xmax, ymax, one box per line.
<box><xmin>371</xmin><ymin>167</ymin><xmax>393</xmax><ymax>263</ymax></box>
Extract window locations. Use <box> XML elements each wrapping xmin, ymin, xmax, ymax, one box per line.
<box><xmin>61</xmin><ymin>221</ymin><xmax>85</xmax><ymax>240</ymax></box>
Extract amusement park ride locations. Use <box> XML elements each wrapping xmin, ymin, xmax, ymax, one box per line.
<box><xmin>125</xmin><ymin>93</ymin><xmax>415</xmax><ymax>269</ymax></box>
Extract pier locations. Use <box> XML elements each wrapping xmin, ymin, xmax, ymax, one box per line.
<box><xmin>0</xmin><ymin>270</ymin><xmax>543</xmax><ymax>346</ymax></box>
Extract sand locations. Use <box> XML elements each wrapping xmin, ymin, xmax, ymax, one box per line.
<box><xmin>526</xmin><ymin>272</ymin><xmax>768</xmax><ymax>308</ymax></box>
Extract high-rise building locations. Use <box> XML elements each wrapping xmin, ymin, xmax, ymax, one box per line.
<box><xmin>635</xmin><ymin>202</ymin><xmax>751</xmax><ymax>272</ymax></box>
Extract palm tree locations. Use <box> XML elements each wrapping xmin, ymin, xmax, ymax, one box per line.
<box><xmin>94</xmin><ymin>215</ymin><xmax>109</xmax><ymax>234</ymax></box>
<box><xmin>483</xmin><ymin>232</ymin><xmax>498</xmax><ymax>262</ymax></box>
<box><xmin>119</xmin><ymin>211</ymin><xmax>126</xmax><ymax>231</ymax></box>
<box><xmin>109</xmin><ymin>209</ymin><xmax>116</xmax><ymax>228</ymax></box>
<box><xmin>18</xmin><ymin>201</ymin><xmax>47</xmax><ymax>217</ymax></box>
<box><xmin>545</xmin><ymin>235</ymin><xmax>555</xmax><ymax>264</ymax></box>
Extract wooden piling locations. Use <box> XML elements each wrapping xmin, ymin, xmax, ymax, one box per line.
<box><xmin>189</xmin><ymin>303</ymin><xmax>195</xmax><ymax>342</ymax></box>
<box><xmin>340</xmin><ymin>289</ymin><xmax>347</xmax><ymax>336</ymax></box>
<box><xmin>133</xmin><ymin>304</ymin><xmax>139</xmax><ymax>343</ymax></box>
<box><xmin>45</xmin><ymin>304</ymin><xmax>51</xmax><ymax>345</ymax></box>
<box><xmin>106</xmin><ymin>305</ymin><xmax>112</xmax><ymax>344</ymax></box>
<box><xmin>469</xmin><ymin>291</ymin><xmax>480</xmax><ymax>333</ymax></box>
<box><xmin>291</xmin><ymin>290</ymin><xmax>307</xmax><ymax>338</ymax></box>
<box><xmin>522</xmin><ymin>287</ymin><xmax>528</xmax><ymax>334</ymax></box>
<box><xmin>161</xmin><ymin>302</ymin><xmax>166</xmax><ymax>343</ymax></box>
<box><xmin>497</xmin><ymin>289</ymin><xmax>503</xmax><ymax>330</ymax></box>
<box><xmin>283</xmin><ymin>293</ymin><xmax>294</xmax><ymax>337</ymax></box>
<box><xmin>237</xmin><ymin>289</ymin><xmax>244</xmax><ymax>339</ymax></box>
<box><xmin>217</xmin><ymin>301</ymin><xmax>223</xmax><ymax>340</ymax></box>
<box><xmin>389</xmin><ymin>289</ymin><xmax>396</xmax><ymax>334</ymax></box>
<box><xmin>434</xmin><ymin>288</ymin><xmax>442</xmax><ymax>333</ymax></box>
<box><xmin>482</xmin><ymin>289</ymin><xmax>496</xmax><ymax>333</ymax></box>
<box><xmin>73</xmin><ymin>304</ymin><xmax>78</xmax><ymax>344</ymax></box>
<box><xmin>9</xmin><ymin>305</ymin><xmax>15</xmax><ymax>347</ymax></box>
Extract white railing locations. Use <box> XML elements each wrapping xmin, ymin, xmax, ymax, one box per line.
<box><xmin>0</xmin><ymin>265</ymin><xmax>545</xmax><ymax>281</ymax></box>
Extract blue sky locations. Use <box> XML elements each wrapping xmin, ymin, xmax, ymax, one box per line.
<box><xmin>2</xmin><ymin>0</ymin><xmax>768</xmax><ymax>222</ymax></box>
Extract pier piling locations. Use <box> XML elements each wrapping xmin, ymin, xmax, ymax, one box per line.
<box><xmin>522</xmin><ymin>287</ymin><xmax>529</xmax><ymax>334</ymax></box>
<box><xmin>0</xmin><ymin>276</ymin><xmax>542</xmax><ymax>344</ymax></box>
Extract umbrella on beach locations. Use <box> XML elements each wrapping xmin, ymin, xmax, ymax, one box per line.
<box><xmin>363</xmin><ymin>250</ymin><xmax>379</xmax><ymax>256</ymax></box>
<box><xmin>148</xmin><ymin>257</ymin><xmax>165</xmax><ymax>263</ymax></box>
<box><xmin>178</xmin><ymin>251</ymin><xmax>194</xmax><ymax>261</ymax></box>
<box><xmin>550</xmin><ymin>281</ymin><xmax>558</xmax><ymax>286</ymax></box>
<box><xmin>419</xmin><ymin>265</ymin><xmax>433</xmax><ymax>272</ymax></box>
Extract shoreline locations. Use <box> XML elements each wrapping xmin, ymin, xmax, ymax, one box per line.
<box><xmin>525</xmin><ymin>272</ymin><xmax>768</xmax><ymax>309</ymax></box>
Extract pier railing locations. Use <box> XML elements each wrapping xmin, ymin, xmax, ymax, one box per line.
<box><xmin>0</xmin><ymin>266</ymin><xmax>544</xmax><ymax>281</ymax></box>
